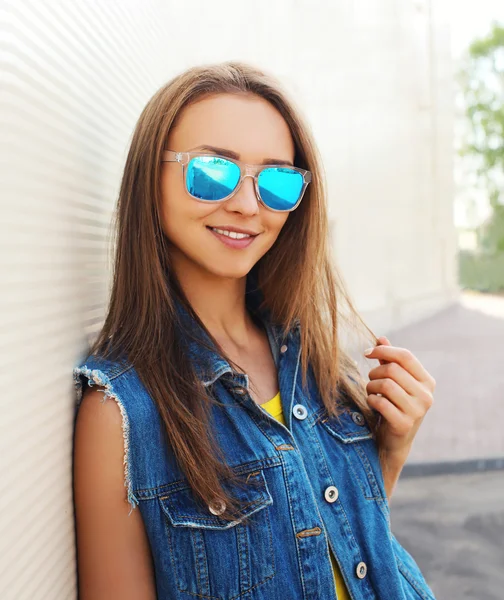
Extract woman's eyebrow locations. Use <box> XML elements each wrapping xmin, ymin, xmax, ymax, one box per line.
<box><xmin>189</xmin><ymin>144</ymin><xmax>294</xmax><ymax>166</ymax></box>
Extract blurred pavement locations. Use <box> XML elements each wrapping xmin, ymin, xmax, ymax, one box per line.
<box><xmin>391</xmin><ymin>470</ymin><xmax>504</xmax><ymax>600</ymax></box>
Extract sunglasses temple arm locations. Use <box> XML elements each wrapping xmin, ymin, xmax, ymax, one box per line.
<box><xmin>161</xmin><ymin>150</ymin><xmax>183</xmax><ymax>163</ymax></box>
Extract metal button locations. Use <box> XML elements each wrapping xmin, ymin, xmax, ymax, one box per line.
<box><xmin>356</xmin><ymin>561</ymin><xmax>367</xmax><ymax>579</ymax></box>
<box><xmin>292</xmin><ymin>404</ymin><xmax>308</xmax><ymax>420</ymax></box>
<box><xmin>324</xmin><ymin>485</ymin><xmax>339</xmax><ymax>503</ymax></box>
<box><xmin>208</xmin><ymin>499</ymin><xmax>226</xmax><ymax>516</ymax></box>
<box><xmin>351</xmin><ymin>411</ymin><xmax>365</xmax><ymax>426</ymax></box>
<box><xmin>233</xmin><ymin>387</ymin><xmax>247</xmax><ymax>395</ymax></box>
<box><xmin>280</xmin><ymin>344</ymin><xmax>288</xmax><ymax>353</ymax></box>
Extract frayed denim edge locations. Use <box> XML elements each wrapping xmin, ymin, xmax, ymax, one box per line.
<box><xmin>73</xmin><ymin>366</ymin><xmax>140</xmax><ymax>516</ymax></box>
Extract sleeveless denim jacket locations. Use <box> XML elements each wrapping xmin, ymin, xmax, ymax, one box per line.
<box><xmin>73</xmin><ymin>278</ymin><xmax>436</xmax><ymax>600</ymax></box>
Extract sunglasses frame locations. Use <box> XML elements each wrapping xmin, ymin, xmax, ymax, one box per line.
<box><xmin>161</xmin><ymin>150</ymin><xmax>312</xmax><ymax>212</ymax></box>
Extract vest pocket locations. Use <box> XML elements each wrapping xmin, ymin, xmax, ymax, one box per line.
<box><xmin>314</xmin><ymin>407</ymin><xmax>386</xmax><ymax>500</ymax></box>
<box><xmin>158</xmin><ymin>467</ymin><xmax>276</xmax><ymax>599</ymax></box>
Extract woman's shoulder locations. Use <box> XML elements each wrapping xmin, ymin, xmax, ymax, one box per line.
<box><xmin>73</xmin><ymin>351</ymin><xmax>160</xmax><ymax>427</ymax></box>
<box><xmin>73</xmin><ymin>353</ymin><xmax>141</xmax><ymax>511</ymax></box>
<box><xmin>73</xmin><ymin>351</ymin><xmax>177</xmax><ymax>503</ymax></box>
<box><xmin>74</xmin><ymin>351</ymin><xmax>131</xmax><ymax>389</ymax></box>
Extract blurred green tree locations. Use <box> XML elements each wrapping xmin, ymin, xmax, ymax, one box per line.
<box><xmin>459</xmin><ymin>22</ymin><xmax>504</xmax><ymax>255</ymax></box>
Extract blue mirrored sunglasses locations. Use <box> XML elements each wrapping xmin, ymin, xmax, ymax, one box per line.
<box><xmin>161</xmin><ymin>150</ymin><xmax>312</xmax><ymax>212</ymax></box>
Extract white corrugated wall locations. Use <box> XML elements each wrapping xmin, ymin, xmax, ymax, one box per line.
<box><xmin>0</xmin><ymin>1</ymin><xmax>454</xmax><ymax>597</ymax></box>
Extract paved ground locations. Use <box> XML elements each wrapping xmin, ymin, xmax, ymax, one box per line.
<box><xmin>391</xmin><ymin>470</ymin><xmax>504</xmax><ymax>600</ymax></box>
<box><xmin>385</xmin><ymin>290</ymin><xmax>504</xmax><ymax>464</ymax></box>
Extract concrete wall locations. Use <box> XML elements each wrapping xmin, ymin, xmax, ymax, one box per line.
<box><xmin>0</xmin><ymin>1</ymin><xmax>455</xmax><ymax>597</ymax></box>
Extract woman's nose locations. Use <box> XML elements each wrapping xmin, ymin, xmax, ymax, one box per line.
<box><xmin>224</xmin><ymin>175</ymin><xmax>260</xmax><ymax>215</ymax></box>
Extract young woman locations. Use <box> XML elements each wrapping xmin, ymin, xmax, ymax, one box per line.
<box><xmin>73</xmin><ymin>61</ymin><xmax>437</xmax><ymax>600</ymax></box>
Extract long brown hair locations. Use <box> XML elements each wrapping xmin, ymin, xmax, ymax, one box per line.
<box><xmin>89</xmin><ymin>61</ymin><xmax>383</xmax><ymax>523</ymax></box>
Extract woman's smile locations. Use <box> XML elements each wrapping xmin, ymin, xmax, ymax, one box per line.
<box><xmin>206</xmin><ymin>225</ymin><xmax>261</xmax><ymax>249</ymax></box>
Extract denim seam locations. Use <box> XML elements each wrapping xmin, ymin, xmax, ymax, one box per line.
<box><xmin>307</xmin><ymin>418</ymin><xmax>363</xmax><ymax>583</ymax></box>
<box><xmin>354</xmin><ymin>442</ymin><xmax>386</xmax><ymax>500</ymax></box>
<box><xmin>287</xmin><ymin>343</ymin><xmax>302</xmax><ymax>432</ymax></box>
<box><xmin>237</xmin><ymin>500</ymin><xmax>276</xmax><ymax>592</ymax></box>
<box><xmin>160</xmin><ymin>497</ymin><xmax>271</xmax><ymax>526</ymax></box>
<box><xmin>310</xmin><ymin>406</ymin><xmax>375</xmax><ymax>442</ymax></box>
<box><xmin>396</xmin><ymin>556</ymin><xmax>433</xmax><ymax>600</ymax></box>
<box><xmin>134</xmin><ymin>456</ymin><xmax>282</xmax><ymax>498</ymax></box>
<box><xmin>108</xmin><ymin>364</ymin><xmax>134</xmax><ymax>381</ymax></box>
<box><xmin>191</xmin><ymin>528</ymin><xmax>209</xmax><ymax>595</ymax></box>
<box><xmin>278</xmin><ymin>454</ymin><xmax>307</xmax><ymax>598</ymax></box>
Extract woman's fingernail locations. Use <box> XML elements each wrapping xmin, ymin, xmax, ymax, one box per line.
<box><xmin>364</xmin><ymin>347</ymin><xmax>374</xmax><ymax>356</ymax></box>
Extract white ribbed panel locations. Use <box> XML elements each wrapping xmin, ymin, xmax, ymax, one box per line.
<box><xmin>0</xmin><ymin>1</ymin><xmax>454</xmax><ymax>598</ymax></box>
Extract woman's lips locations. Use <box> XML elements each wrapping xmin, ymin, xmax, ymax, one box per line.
<box><xmin>206</xmin><ymin>226</ymin><xmax>259</xmax><ymax>249</ymax></box>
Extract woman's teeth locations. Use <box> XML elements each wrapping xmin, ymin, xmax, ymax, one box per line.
<box><xmin>210</xmin><ymin>227</ymin><xmax>251</xmax><ymax>239</ymax></box>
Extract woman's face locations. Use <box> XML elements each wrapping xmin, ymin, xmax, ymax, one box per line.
<box><xmin>160</xmin><ymin>93</ymin><xmax>295</xmax><ymax>280</ymax></box>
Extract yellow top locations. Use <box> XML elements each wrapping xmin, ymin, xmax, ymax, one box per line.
<box><xmin>260</xmin><ymin>391</ymin><xmax>351</xmax><ymax>600</ymax></box>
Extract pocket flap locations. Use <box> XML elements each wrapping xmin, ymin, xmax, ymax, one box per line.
<box><xmin>159</xmin><ymin>468</ymin><xmax>273</xmax><ymax>529</ymax></box>
<box><xmin>316</xmin><ymin>407</ymin><xmax>374</xmax><ymax>443</ymax></box>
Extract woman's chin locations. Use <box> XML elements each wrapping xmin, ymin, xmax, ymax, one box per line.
<box><xmin>202</xmin><ymin>261</ymin><xmax>256</xmax><ymax>281</ymax></box>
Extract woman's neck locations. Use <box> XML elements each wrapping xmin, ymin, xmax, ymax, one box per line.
<box><xmin>174</xmin><ymin>261</ymin><xmax>256</xmax><ymax>350</ymax></box>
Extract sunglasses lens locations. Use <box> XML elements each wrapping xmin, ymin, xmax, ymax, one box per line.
<box><xmin>186</xmin><ymin>156</ymin><xmax>240</xmax><ymax>201</ymax></box>
<box><xmin>258</xmin><ymin>168</ymin><xmax>304</xmax><ymax>211</ymax></box>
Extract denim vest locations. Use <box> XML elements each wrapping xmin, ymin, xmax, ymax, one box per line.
<box><xmin>73</xmin><ymin>279</ymin><xmax>436</xmax><ymax>600</ymax></box>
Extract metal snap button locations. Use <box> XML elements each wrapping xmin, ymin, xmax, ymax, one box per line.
<box><xmin>280</xmin><ymin>344</ymin><xmax>288</xmax><ymax>353</ymax></box>
<box><xmin>208</xmin><ymin>499</ymin><xmax>226</xmax><ymax>516</ymax></box>
<box><xmin>356</xmin><ymin>561</ymin><xmax>367</xmax><ymax>579</ymax></box>
<box><xmin>292</xmin><ymin>404</ymin><xmax>308</xmax><ymax>420</ymax></box>
<box><xmin>324</xmin><ymin>485</ymin><xmax>339</xmax><ymax>503</ymax></box>
<box><xmin>351</xmin><ymin>411</ymin><xmax>365</xmax><ymax>426</ymax></box>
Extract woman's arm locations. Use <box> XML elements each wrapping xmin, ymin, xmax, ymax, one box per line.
<box><xmin>73</xmin><ymin>387</ymin><xmax>157</xmax><ymax>600</ymax></box>
<box><xmin>380</xmin><ymin>447</ymin><xmax>410</xmax><ymax>502</ymax></box>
